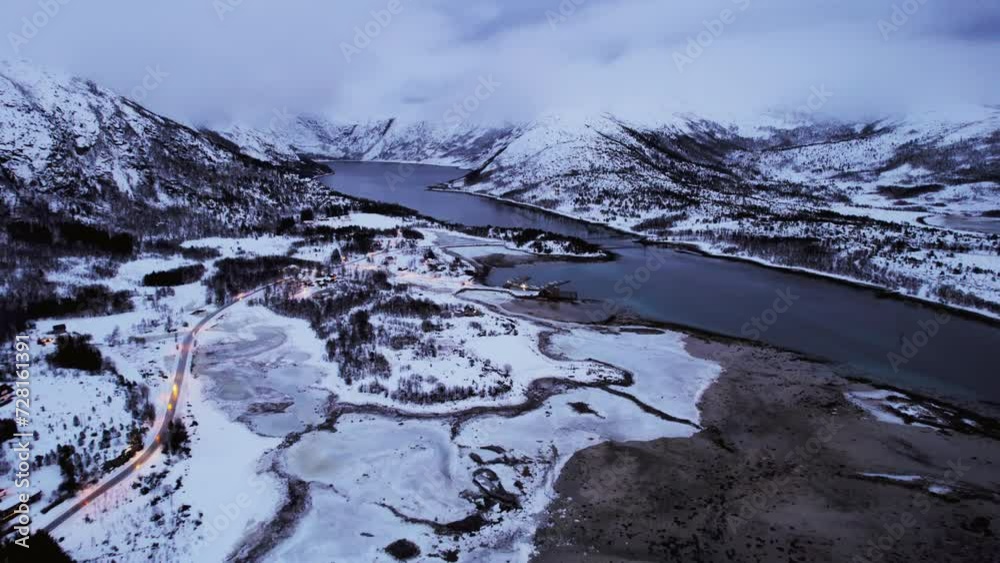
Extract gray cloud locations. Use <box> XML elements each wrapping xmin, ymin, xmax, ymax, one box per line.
<box><xmin>3</xmin><ymin>0</ymin><xmax>998</xmax><ymax>126</ymax></box>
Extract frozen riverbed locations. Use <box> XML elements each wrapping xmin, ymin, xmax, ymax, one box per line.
<box><xmin>272</xmin><ymin>323</ymin><xmax>718</xmax><ymax>560</ymax></box>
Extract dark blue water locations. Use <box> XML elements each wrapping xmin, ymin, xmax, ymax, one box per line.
<box><xmin>322</xmin><ymin>161</ymin><xmax>1000</xmax><ymax>405</ymax></box>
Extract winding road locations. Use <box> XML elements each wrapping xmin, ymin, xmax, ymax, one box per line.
<box><xmin>42</xmin><ymin>248</ymin><xmax>385</xmax><ymax>533</ymax></box>
<box><xmin>43</xmin><ymin>284</ymin><xmax>277</xmax><ymax>533</ymax></box>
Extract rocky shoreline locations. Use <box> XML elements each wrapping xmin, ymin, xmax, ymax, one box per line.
<box><xmin>531</xmin><ymin>336</ymin><xmax>1000</xmax><ymax>562</ymax></box>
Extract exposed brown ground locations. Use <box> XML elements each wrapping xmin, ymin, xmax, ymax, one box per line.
<box><xmin>532</xmin><ymin>337</ymin><xmax>1000</xmax><ymax>563</ymax></box>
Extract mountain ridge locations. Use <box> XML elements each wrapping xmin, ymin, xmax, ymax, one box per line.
<box><xmin>216</xmin><ymin>108</ymin><xmax>1000</xmax><ymax>315</ymax></box>
<box><xmin>2</xmin><ymin>61</ymin><xmax>996</xmax><ymax>314</ymax></box>
<box><xmin>0</xmin><ymin>60</ymin><xmax>327</xmax><ymax>236</ymax></box>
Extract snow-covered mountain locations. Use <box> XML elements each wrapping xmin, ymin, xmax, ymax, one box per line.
<box><xmin>452</xmin><ymin>108</ymin><xmax>1000</xmax><ymax>223</ymax></box>
<box><xmin>219</xmin><ymin>115</ymin><xmax>519</xmax><ymax>169</ymax></box>
<box><xmin>0</xmin><ymin>61</ymin><xmax>325</xmax><ymax>233</ymax></box>
<box><xmin>218</xmin><ymin>107</ymin><xmax>1000</xmax><ymax>214</ymax></box>
<box><xmin>458</xmin><ymin>111</ymin><xmax>1000</xmax><ymax>315</ymax></box>
<box><xmin>5</xmin><ymin>58</ymin><xmax>992</xmax><ymax>313</ymax></box>
<box><xmin>220</xmin><ymin>108</ymin><xmax>1000</xmax><ymax>315</ymax></box>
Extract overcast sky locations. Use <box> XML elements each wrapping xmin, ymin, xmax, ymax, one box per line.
<box><xmin>3</xmin><ymin>0</ymin><xmax>999</xmax><ymax>126</ymax></box>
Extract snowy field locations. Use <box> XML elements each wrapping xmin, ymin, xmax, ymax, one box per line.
<box><xmin>12</xmin><ymin>215</ymin><xmax>722</xmax><ymax>562</ymax></box>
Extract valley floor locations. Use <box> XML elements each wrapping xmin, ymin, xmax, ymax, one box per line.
<box><xmin>7</xmin><ymin>213</ymin><xmax>998</xmax><ymax>563</ymax></box>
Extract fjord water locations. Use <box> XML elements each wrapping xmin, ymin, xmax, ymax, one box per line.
<box><xmin>322</xmin><ymin>162</ymin><xmax>1000</xmax><ymax>404</ymax></box>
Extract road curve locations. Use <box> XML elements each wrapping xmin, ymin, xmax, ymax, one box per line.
<box><xmin>43</xmin><ymin>284</ymin><xmax>277</xmax><ymax>533</ymax></box>
<box><xmin>43</xmin><ymin>245</ymin><xmax>393</xmax><ymax>533</ymax></box>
